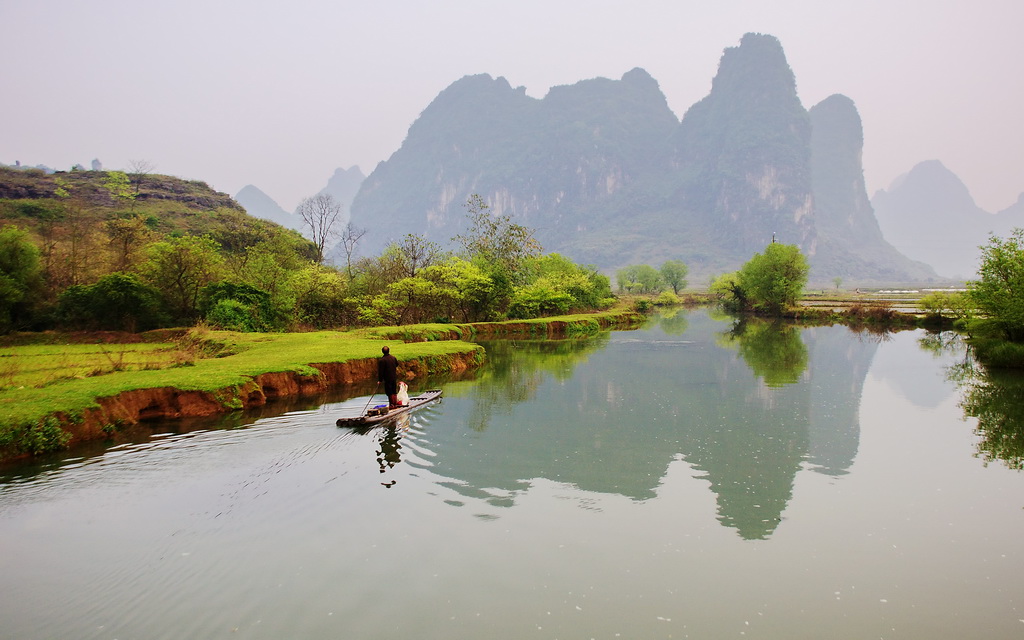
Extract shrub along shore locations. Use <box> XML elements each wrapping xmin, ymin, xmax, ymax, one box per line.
<box><xmin>0</xmin><ymin>310</ymin><xmax>645</xmax><ymax>462</ymax></box>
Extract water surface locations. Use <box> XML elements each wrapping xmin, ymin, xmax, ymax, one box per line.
<box><xmin>2</xmin><ymin>309</ymin><xmax>1022</xmax><ymax>639</ymax></box>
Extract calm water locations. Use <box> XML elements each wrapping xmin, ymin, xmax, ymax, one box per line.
<box><xmin>2</xmin><ymin>309</ymin><xmax>1023</xmax><ymax>639</ymax></box>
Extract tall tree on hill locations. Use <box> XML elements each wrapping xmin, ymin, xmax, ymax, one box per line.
<box><xmin>296</xmin><ymin>193</ymin><xmax>343</xmax><ymax>264</ymax></box>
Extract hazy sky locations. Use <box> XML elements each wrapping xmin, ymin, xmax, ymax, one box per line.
<box><xmin>3</xmin><ymin>0</ymin><xmax>1022</xmax><ymax>213</ymax></box>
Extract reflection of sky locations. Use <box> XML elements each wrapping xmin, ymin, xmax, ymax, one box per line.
<box><xmin>866</xmin><ymin>332</ymin><xmax>960</xmax><ymax>409</ymax></box>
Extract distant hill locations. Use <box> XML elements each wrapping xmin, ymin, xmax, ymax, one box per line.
<box><xmin>319</xmin><ymin>166</ymin><xmax>365</xmax><ymax>221</ymax></box>
<box><xmin>808</xmin><ymin>95</ymin><xmax>935</xmax><ymax>281</ymax></box>
<box><xmin>235</xmin><ymin>185</ymin><xmax>302</xmax><ymax>232</ymax></box>
<box><xmin>872</xmin><ymin>160</ymin><xmax>1024</xmax><ymax>279</ymax></box>
<box><xmin>238</xmin><ymin>167</ymin><xmax>366</xmax><ymax>255</ymax></box>
<box><xmin>350</xmin><ymin>33</ymin><xmax>937</xmax><ymax>285</ymax></box>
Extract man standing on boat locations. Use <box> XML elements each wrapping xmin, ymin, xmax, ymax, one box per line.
<box><xmin>378</xmin><ymin>346</ymin><xmax>400</xmax><ymax>408</ymax></box>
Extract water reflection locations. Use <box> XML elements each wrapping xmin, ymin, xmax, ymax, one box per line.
<box><xmin>717</xmin><ymin>316</ymin><xmax>808</xmax><ymax>387</ymax></box>
<box><xmin>942</xmin><ymin>338</ymin><xmax>1024</xmax><ymax>470</ymax></box>
<box><xmin>416</xmin><ymin>309</ymin><xmax>880</xmax><ymax>539</ymax></box>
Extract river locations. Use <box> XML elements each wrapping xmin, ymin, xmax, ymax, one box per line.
<box><xmin>1</xmin><ymin>308</ymin><xmax>1022</xmax><ymax>639</ymax></box>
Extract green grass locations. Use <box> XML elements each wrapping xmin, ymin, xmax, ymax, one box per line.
<box><xmin>0</xmin><ymin>343</ymin><xmax>184</xmax><ymax>389</ymax></box>
<box><xmin>0</xmin><ymin>327</ymin><xmax>481</xmax><ymax>428</ymax></box>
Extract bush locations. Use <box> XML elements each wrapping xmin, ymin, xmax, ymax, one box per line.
<box><xmin>205</xmin><ymin>299</ymin><xmax>258</xmax><ymax>332</ymax></box>
<box><xmin>56</xmin><ymin>272</ymin><xmax>167</xmax><ymax>332</ymax></box>
<box><xmin>199</xmin><ymin>281</ymin><xmax>278</xmax><ymax>331</ymax></box>
<box><xmin>969</xmin><ymin>229</ymin><xmax>1024</xmax><ymax>342</ymax></box>
<box><xmin>508</xmin><ymin>282</ymin><xmax>574</xmax><ymax>318</ymax></box>
<box><xmin>654</xmin><ymin>291</ymin><xmax>680</xmax><ymax>306</ymax></box>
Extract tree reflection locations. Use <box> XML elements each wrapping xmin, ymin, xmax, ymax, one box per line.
<box><xmin>719</xmin><ymin>317</ymin><xmax>808</xmax><ymax>387</ymax></box>
<box><xmin>465</xmin><ymin>336</ymin><xmax>610</xmax><ymax>432</ymax></box>
<box><xmin>951</xmin><ymin>358</ymin><xmax>1024</xmax><ymax>469</ymax></box>
<box><xmin>658</xmin><ymin>308</ymin><xmax>690</xmax><ymax>335</ymax></box>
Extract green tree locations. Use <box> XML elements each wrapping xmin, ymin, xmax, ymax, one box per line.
<box><xmin>709</xmin><ymin>272</ymin><xmax>745</xmax><ymax>311</ymax></box>
<box><xmin>106</xmin><ymin>214</ymin><xmax>154</xmax><ymax>272</ymax></box>
<box><xmin>289</xmin><ymin>264</ymin><xmax>352</xmax><ymax>328</ymax></box>
<box><xmin>616</xmin><ymin>264</ymin><xmax>663</xmax><ymax>294</ymax></box>
<box><xmin>0</xmin><ymin>227</ymin><xmax>45</xmax><ymax>332</ymax></box>
<box><xmin>57</xmin><ymin>272</ymin><xmax>166</xmax><ymax>332</ymax></box>
<box><xmin>969</xmin><ymin>229</ymin><xmax>1024</xmax><ymax>342</ymax></box>
<box><xmin>102</xmin><ymin>170</ymin><xmax>136</xmax><ymax>208</ymax></box>
<box><xmin>199</xmin><ymin>281</ymin><xmax>277</xmax><ymax>331</ymax></box>
<box><xmin>737</xmin><ymin>242</ymin><xmax>809</xmax><ymax>314</ymax></box>
<box><xmin>660</xmin><ymin>260</ymin><xmax>689</xmax><ymax>294</ymax></box>
<box><xmin>140</xmin><ymin>235</ymin><xmax>226</xmax><ymax>323</ymax></box>
<box><xmin>454</xmin><ymin>194</ymin><xmax>542</xmax><ymax>280</ymax></box>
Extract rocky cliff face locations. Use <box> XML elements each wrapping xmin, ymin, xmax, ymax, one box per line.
<box><xmin>809</xmin><ymin>95</ymin><xmax>936</xmax><ymax>280</ymax></box>
<box><xmin>673</xmin><ymin>33</ymin><xmax>815</xmax><ymax>256</ymax></box>
<box><xmin>351</xmin><ymin>33</ymin><xmax>939</xmax><ymax>283</ymax></box>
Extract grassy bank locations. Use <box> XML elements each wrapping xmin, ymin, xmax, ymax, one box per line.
<box><xmin>0</xmin><ymin>327</ymin><xmax>482</xmax><ymax>459</ymax></box>
<box><xmin>0</xmin><ymin>310</ymin><xmax>643</xmax><ymax>460</ymax></box>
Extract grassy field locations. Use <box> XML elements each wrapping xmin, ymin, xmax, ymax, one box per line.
<box><xmin>0</xmin><ymin>327</ymin><xmax>481</xmax><ymax>435</ymax></box>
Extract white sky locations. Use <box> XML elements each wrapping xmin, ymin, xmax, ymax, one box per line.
<box><xmin>2</xmin><ymin>0</ymin><xmax>1022</xmax><ymax>213</ymax></box>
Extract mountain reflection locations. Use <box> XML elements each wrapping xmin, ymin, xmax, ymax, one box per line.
<box><xmin>411</xmin><ymin>309</ymin><xmax>878</xmax><ymax>540</ymax></box>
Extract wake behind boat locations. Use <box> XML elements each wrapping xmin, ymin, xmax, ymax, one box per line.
<box><xmin>336</xmin><ymin>389</ymin><xmax>443</xmax><ymax>427</ymax></box>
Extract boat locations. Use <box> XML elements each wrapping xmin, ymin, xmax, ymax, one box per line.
<box><xmin>335</xmin><ymin>389</ymin><xmax>443</xmax><ymax>427</ymax></box>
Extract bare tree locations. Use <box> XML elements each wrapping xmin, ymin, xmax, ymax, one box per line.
<box><xmin>396</xmin><ymin>233</ymin><xmax>442</xmax><ymax>277</ymax></box>
<box><xmin>295</xmin><ymin>193</ymin><xmax>343</xmax><ymax>264</ymax></box>
<box><xmin>126</xmin><ymin>159</ymin><xmax>156</xmax><ymax>206</ymax></box>
<box><xmin>339</xmin><ymin>221</ymin><xmax>367</xmax><ymax>279</ymax></box>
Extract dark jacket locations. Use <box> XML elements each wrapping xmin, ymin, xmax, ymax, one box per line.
<box><xmin>378</xmin><ymin>353</ymin><xmax>399</xmax><ymax>395</ymax></box>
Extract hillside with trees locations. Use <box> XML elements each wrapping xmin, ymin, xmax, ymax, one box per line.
<box><xmin>0</xmin><ymin>166</ymin><xmax>615</xmax><ymax>334</ymax></box>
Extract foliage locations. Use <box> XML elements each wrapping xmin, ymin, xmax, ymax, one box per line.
<box><xmin>508</xmin><ymin>279</ymin><xmax>575</xmax><ymax>318</ymax></box>
<box><xmin>0</xmin><ymin>416</ymin><xmax>71</xmax><ymax>456</ymax></box>
<box><xmin>140</xmin><ymin>235</ymin><xmax>226</xmax><ymax>324</ymax></box>
<box><xmin>289</xmin><ymin>264</ymin><xmax>353</xmax><ymax>328</ymax></box>
<box><xmin>521</xmin><ymin>253</ymin><xmax>612</xmax><ymax>311</ymax></box>
<box><xmin>101</xmin><ymin>170</ymin><xmax>136</xmax><ymax>207</ymax></box>
<box><xmin>615</xmin><ymin>264</ymin><xmax>664</xmax><ymax>294</ymax></box>
<box><xmin>0</xmin><ymin>226</ymin><xmax>45</xmax><ymax>333</ymax></box>
<box><xmin>57</xmin><ymin>272</ymin><xmax>167</xmax><ymax>332</ymax></box>
<box><xmin>454</xmin><ymin>194</ymin><xmax>541</xmax><ymax>282</ymax></box>
<box><xmin>199</xmin><ymin>281</ymin><xmax>278</xmax><ymax>332</ymax></box>
<box><xmin>919</xmin><ymin>291</ymin><xmax>973</xmax><ymax>321</ymax></box>
<box><xmin>708</xmin><ymin>271</ymin><xmax>744</xmax><ymax>309</ymax></box>
<box><xmin>653</xmin><ymin>291</ymin><xmax>680</xmax><ymax>306</ymax></box>
<box><xmin>659</xmin><ymin>260</ymin><xmax>689</xmax><ymax>294</ymax></box>
<box><xmin>736</xmin><ymin>242</ymin><xmax>809</xmax><ymax>314</ymax></box>
<box><xmin>968</xmin><ymin>229</ymin><xmax>1024</xmax><ymax>342</ymax></box>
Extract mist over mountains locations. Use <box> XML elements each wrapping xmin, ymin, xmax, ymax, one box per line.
<box><xmin>348</xmin><ymin>33</ymin><xmax>938</xmax><ymax>284</ymax></box>
<box><xmin>872</xmin><ymin>160</ymin><xmax>1024</xmax><ymax>279</ymax></box>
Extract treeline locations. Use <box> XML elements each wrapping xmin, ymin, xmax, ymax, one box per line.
<box><xmin>0</xmin><ymin>173</ymin><xmax>613</xmax><ymax>333</ymax></box>
<box><xmin>614</xmin><ymin>260</ymin><xmax>689</xmax><ymax>304</ymax></box>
